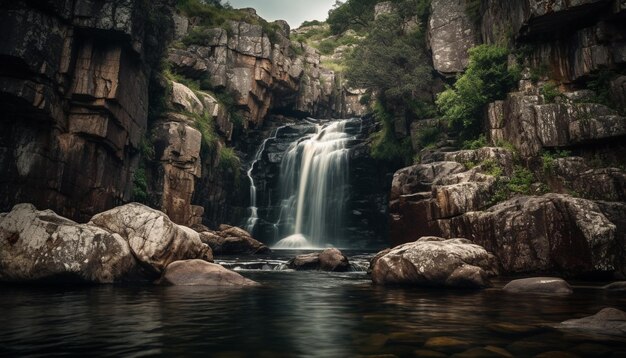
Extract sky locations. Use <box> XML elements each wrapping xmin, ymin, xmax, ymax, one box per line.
<box><xmin>226</xmin><ymin>0</ymin><xmax>337</xmax><ymax>28</ymax></box>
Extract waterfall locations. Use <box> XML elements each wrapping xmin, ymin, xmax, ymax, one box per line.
<box><xmin>245</xmin><ymin>126</ymin><xmax>286</xmax><ymax>233</ymax></box>
<box><xmin>274</xmin><ymin>119</ymin><xmax>359</xmax><ymax>248</ymax></box>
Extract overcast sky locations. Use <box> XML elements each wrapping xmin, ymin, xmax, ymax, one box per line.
<box><xmin>226</xmin><ymin>0</ymin><xmax>337</xmax><ymax>28</ymax></box>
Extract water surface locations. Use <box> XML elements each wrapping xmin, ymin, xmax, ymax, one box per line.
<box><xmin>2</xmin><ymin>252</ymin><xmax>626</xmax><ymax>357</ymax></box>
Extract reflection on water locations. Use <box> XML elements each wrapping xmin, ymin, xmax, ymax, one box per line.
<box><xmin>1</xmin><ymin>254</ymin><xmax>626</xmax><ymax>357</ymax></box>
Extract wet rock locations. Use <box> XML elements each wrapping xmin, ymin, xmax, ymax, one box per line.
<box><xmin>199</xmin><ymin>225</ymin><xmax>270</xmax><ymax>255</ymax></box>
<box><xmin>534</xmin><ymin>352</ymin><xmax>579</xmax><ymax>358</ymax></box>
<box><xmin>452</xmin><ymin>347</ymin><xmax>512</xmax><ymax>358</ymax></box>
<box><xmin>370</xmin><ymin>237</ymin><xmax>498</xmax><ymax>288</ymax></box>
<box><xmin>555</xmin><ymin>308</ymin><xmax>626</xmax><ymax>337</ymax></box>
<box><xmin>0</xmin><ymin>204</ymin><xmax>136</xmax><ymax>284</ymax></box>
<box><xmin>413</xmin><ymin>350</ymin><xmax>447</xmax><ymax>357</ymax></box>
<box><xmin>287</xmin><ymin>249</ymin><xmax>350</xmax><ymax>272</ymax></box>
<box><xmin>487</xmin><ymin>322</ymin><xmax>545</xmax><ymax>336</ymax></box>
<box><xmin>604</xmin><ymin>282</ymin><xmax>626</xmax><ymax>291</ymax></box>
<box><xmin>503</xmin><ymin>277</ymin><xmax>573</xmax><ymax>295</ymax></box>
<box><xmin>423</xmin><ymin>336</ymin><xmax>473</xmax><ymax>353</ymax></box>
<box><xmin>158</xmin><ymin>259</ymin><xmax>259</xmax><ymax>286</ymax></box>
<box><xmin>89</xmin><ymin>203</ymin><xmax>211</xmax><ymax>275</ymax></box>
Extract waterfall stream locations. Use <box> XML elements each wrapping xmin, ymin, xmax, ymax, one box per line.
<box><xmin>245</xmin><ymin>126</ymin><xmax>287</xmax><ymax>233</ymax></box>
<box><xmin>244</xmin><ymin>117</ymin><xmax>382</xmax><ymax>249</ymax></box>
<box><xmin>274</xmin><ymin>119</ymin><xmax>360</xmax><ymax>248</ymax></box>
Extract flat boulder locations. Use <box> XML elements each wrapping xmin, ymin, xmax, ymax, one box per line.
<box><xmin>287</xmin><ymin>248</ymin><xmax>350</xmax><ymax>272</ymax></box>
<box><xmin>158</xmin><ymin>259</ymin><xmax>259</xmax><ymax>286</ymax></box>
<box><xmin>0</xmin><ymin>204</ymin><xmax>136</xmax><ymax>283</ymax></box>
<box><xmin>370</xmin><ymin>237</ymin><xmax>498</xmax><ymax>288</ymax></box>
<box><xmin>199</xmin><ymin>224</ymin><xmax>270</xmax><ymax>255</ymax></box>
<box><xmin>89</xmin><ymin>203</ymin><xmax>211</xmax><ymax>275</ymax></box>
<box><xmin>555</xmin><ymin>308</ymin><xmax>626</xmax><ymax>337</ymax></box>
<box><xmin>503</xmin><ymin>277</ymin><xmax>573</xmax><ymax>295</ymax></box>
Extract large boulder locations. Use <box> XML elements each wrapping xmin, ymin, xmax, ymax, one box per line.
<box><xmin>287</xmin><ymin>248</ymin><xmax>351</xmax><ymax>272</ymax></box>
<box><xmin>503</xmin><ymin>277</ymin><xmax>573</xmax><ymax>295</ymax></box>
<box><xmin>370</xmin><ymin>237</ymin><xmax>499</xmax><ymax>288</ymax></box>
<box><xmin>157</xmin><ymin>259</ymin><xmax>259</xmax><ymax>286</ymax></box>
<box><xmin>199</xmin><ymin>225</ymin><xmax>270</xmax><ymax>255</ymax></box>
<box><xmin>555</xmin><ymin>308</ymin><xmax>626</xmax><ymax>337</ymax></box>
<box><xmin>89</xmin><ymin>203</ymin><xmax>211</xmax><ymax>275</ymax></box>
<box><xmin>0</xmin><ymin>204</ymin><xmax>136</xmax><ymax>283</ymax></box>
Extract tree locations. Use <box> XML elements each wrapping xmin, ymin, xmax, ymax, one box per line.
<box><xmin>436</xmin><ymin>44</ymin><xmax>519</xmax><ymax>139</ymax></box>
<box><xmin>345</xmin><ymin>13</ymin><xmax>432</xmax><ymax>106</ymax></box>
<box><xmin>327</xmin><ymin>0</ymin><xmax>378</xmax><ymax>34</ymax></box>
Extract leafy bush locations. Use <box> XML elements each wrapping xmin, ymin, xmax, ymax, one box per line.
<box><xmin>369</xmin><ymin>102</ymin><xmax>412</xmax><ymax>164</ymax></box>
<box><xmin>300</xmin><ymin>20</ymin><xmax>322</xmax><ymax>27</ymax></box>
<box><xmin>437</xmin><ymin>44</ymin><xmax>519</xmax><ymax>140</ymax></box>
<box><xmin>542</xmin><ymin>149</ymin><xmax>571</xmax><ymax>172</ymax></box>
<box><xmin>540</xmin><ymin>82</ymin><xmax>561</xmax><ymax>103</ymax></box>
<box><xmin>507</xmin><ymin>166</ymin><xmax>534</xmax><ymax>194</ymax></box>
<box><xmin>588</xmin><ymin>69</ymin><xmax>619</xmax><ymax>109</ymax></box>
<box><xmin>462</xmin><ymin>134</ymin><xmax>488</xmax><ymax>149</ymax></box>
<box><xmin>193</xmin><ymin>113</ymin><xmax>219</xmax><ymax>154</ymax></box>
<box><xmin>415</xmin><ymin>126</ymin><xmax>442</xmax><ymax>149</ymax></box>
<box><xmin>218</xmin><ymin>147</ymin><xmax>241</xmax><ymax>180</ymax></box>
<box><xmin>132</xmin><ymin>167</ymin><xmax>149</xmax><ymax>203</ymax></box>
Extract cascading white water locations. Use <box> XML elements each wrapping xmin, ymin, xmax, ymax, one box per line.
<box><xmin>274</xmin><ymin>119</ymin><xmax>358</xmax><ymax>248</ymax></box>
<box><xmin>245</xmin><ymin>126</ymin><xmax>286</xmax><ymax>233</ymax></box>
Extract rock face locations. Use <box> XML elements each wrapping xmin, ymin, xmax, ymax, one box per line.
<box><xmin>0</xmin><ymin>203</ymin><xmax>212</xmax><ymax>283</ymax></box>
<box><xmin>370</xmin><ymin>237</ymin><xmax>499</xmax><ymax>288</ymax></box>
<box><xmin>503</xmin><ymin>277</ymin><xmax>573</xmax><ymax>295</ymax></box>
<box><xmin>0</xmin><ymin>204</ymin><xmax>135</xmax><ymax>283</ymax></box>
<box><xmin>0</xmin><ymin>0</ymin><xmax>172</xmax><ymax>222</ymax></box>
<box><xmin>487</xmin><ymin>90</ymin><xmax>626</xmax><ymax>158</ymax></box>
<box><xmin>555</xmin><ymin>308</ymin><xmax>626</xmax><ymax>337</ymax></box>
<box><xmin>169</xmin><ymin>20</ymin><xmax>367</xmax><ymax>128</ymax></box>
<box><xmin>89</xmin><ymin>203</ymin><xmax>211</xmax><ymax>274</ymax></box>
<box><xmin>428</xmin><ymin>0</ymin><xmax>479</xmax><ymax>74</ymax></box>
<box><xmin>287</xmin><ymin>248</ymin><xmax>351</xmax><ymax>272</ymax></box>
<box><xmin>481</xmin><ymin>0</ymin><xmax>626</xmax><ymax>82</ymax></box>
<box><xmin>389</xmin><ymin>145</ymin><xmax>625</xmax><ymax>277</ymax></box>
<box><xmin>198</xmin><ymin>224</ymin><xmax>270</xmax><ymax>255</ymax></box>
<box><xmin>158</xmin><ymin>259</ymin><xmax>259</xmax><ymax>286</ymax></box>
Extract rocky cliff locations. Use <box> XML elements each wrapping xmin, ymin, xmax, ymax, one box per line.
<box><xmin>0</xmin><ymin>0</ymin><xmax>174</xmax><ymax>222</ymax></box>
<box><xmin>392</xmin><ymin>0</ymin><xmax>626</xmax><ymax>277</ymax></box>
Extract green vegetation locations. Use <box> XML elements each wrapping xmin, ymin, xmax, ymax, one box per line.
<box><xmin>218</xmin><ymin>147</ymin><xmax>241</xmax><ymax>182</ymax></box>
<box><xmin>369</xmin><ymin>102</ymin><xmax>412</xmax><ymax>164</ymax></box>
<box><xmin>414</xmin><ymin>126</ymin><xmax>442</xmax><ymax>149</ymax></box>
<box><xmin>437</xmin><ymin>44</ymin><xmax>519</xmax><ymax>140</ymax></box>
<box><xmin>300</xmin><ymin>20</ymin><xmax>323</xmax><ymax>27</ymax></box>
<box><xmin>542</xmin><ymin>149</ymin><xmax>571</xmax><ymax>172</ymax></box>
<box><xmin>540</xmin><ymin>81</ymin><xmax>561</xmax><ymax>103</ymax></box>
<box><xmin>465</xmin><ymin>0</ymin><xmax>482</xmax><ymax>25</ymax></box>
<box><xmin>192</xmin><ymin>113</ymin><xmax>219</xmax><ymax>154</ymax></box>
<box><xmin>529</xmin><ymin>63</ymin><xmax>550</xmax><ymax>84</ymax></box>
<box><xmin>132</xmin><ymin>167</ymin><xmax>149</xmax><ymax>203</ymax></box>
<box><xmin>327</xmin><ymin>0</ymin><xmax>379</xmax><ymax>35</ymax></box>
<box><xmin>178</xmin><ymin>0</ymin><xmax>283</xmax><ymax>45</ymax></box>
<box><xmin>587</xmin><ymin>69</ymin><xmax>620</xmax><ymax>110</ymax></box>
<box><xmin>462</xmin><ymin>134</ymin><xmax>488</xmax><ymax>150</ymax></box>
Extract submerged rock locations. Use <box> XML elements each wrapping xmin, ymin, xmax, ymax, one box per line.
<box><xmin>0</xmin><ymin>204</ymin><xmax>136</xmax><ymax>284</ymax></box>
<box><xmin>555</xmin><ymin>308</ymin><xmax>626</xmax><ymax>337</ymax></box>
<box><xmin>158</xmin><ymin>259</ymin><xmax>259</xmax><ymax>286</ymax></box>
<box><xmin>503</xmin><ymin>277</ymin><xmax>573</xmax><ymax>295</ymax></box>
<box><xmin>198</xmin><ymin>224</ymin><xmax>270</xmax><ymax>255</ymax></box>
<box><xmin>604</xmin><ymin>282</ymin><xmax>626</xmax><ymax>292</ymax></box>
<box><xmin>370</xmin><ymin>237</ymin><xmax>498</xmax><ymax>288</ymax></box>
<box><xmin>287</xmin><ymin>248</ymin><xmax>350</xmax><ymax>272</ymax></box>
<box><xmin>90</xmin><ymin>203</ymin><xmax>212</xmax><ymax>275</ymax></box>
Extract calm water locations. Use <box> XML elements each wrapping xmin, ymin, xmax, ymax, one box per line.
<box><xmin>1</xmin><ymin>251</ymin><xmax>626</xmax><ymax>357</ymax></box>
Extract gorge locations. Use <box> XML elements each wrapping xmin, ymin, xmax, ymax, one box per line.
<box><xmin>1</xmin><ymin>0</ymin><xmax>626</xmax><ymax>356</ymax></box>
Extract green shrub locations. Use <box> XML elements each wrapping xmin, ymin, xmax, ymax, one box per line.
<box><xmin>542</xmin><ymin>149</ymin><xmax>571</xmax><ymax>172</ymax></box>
<box><xmin>507</xmin><ymin>165</ymin><xmax>534</xmax><ymax>194</ymax></box>
<box><xmin>540</xmin><ymin>82</ymin><xmax>561</xmax><ymax>103</ymax></box>
<box><xmin>132</xmin><ymin>167</ymin><xmax>149</xmax><ymax>203</ymax></box>
<box><xmin>462</xmin><ymin>134</ymin><xmax>488</xmax><ymax>149</ymax></box>
<box><xmin>588</xmin><ymin>69</ymin><xmax>619</xmax><ymax>109</ymax></box>
<box><xmin>416</xmin><ymin>126</ymin><xmax>441</xmax><ymax>149</ymax></box>
<box><xmin>218</xmin><ymin>147</ymin><xmax>241</xmax><ymax>181</ymax></box>
<box><xmin>369</xmin><ymin>102</ymin><xmax>412</xmax><ymax>164</ymax></box>
<box><xmin>318</xmin><ymin>38</ymin><xmax>338</xmax><ymax>55</ymax></box>
<box><xmin>300</xmin><ymin>20</ymin><xmax>322</xmax><ymax>27</ymax></box>
<box><xmin>437</xmin><ymin>44</ymin><xmax>519</xmax><ymax>140</ymax></box>
<box><xmin>529</xmin><ymin>63</ymin><xmax>550</xmax><ymax>84</ymax></box>
<box><xmin>193</xmin><ymin>113</ymin><xmax>219</xmax><ymax>153</ymax></box>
